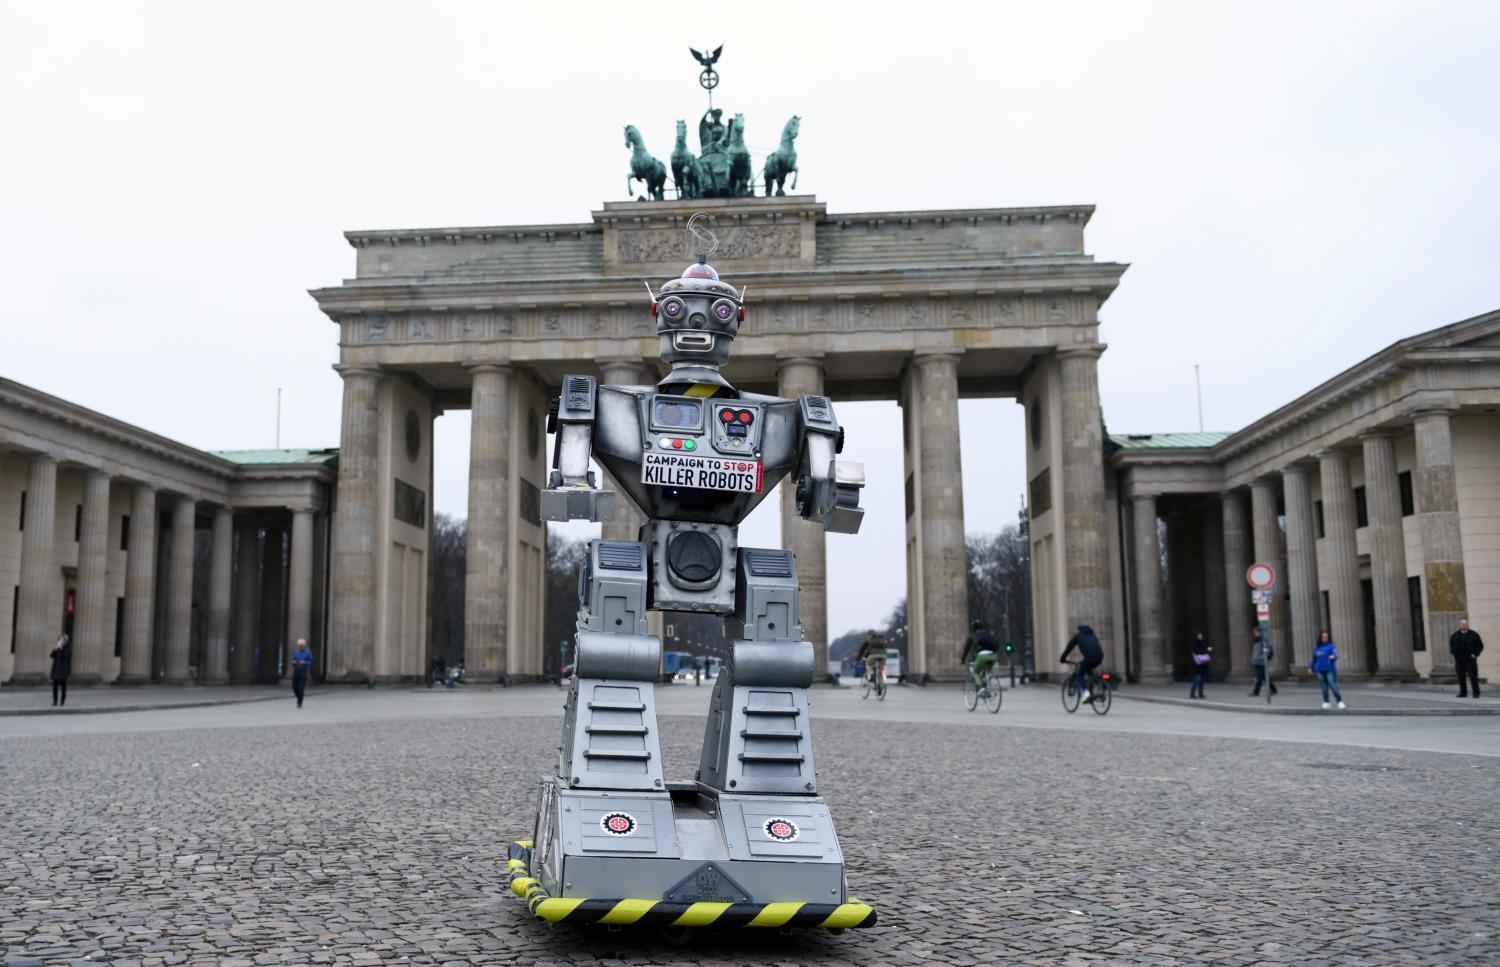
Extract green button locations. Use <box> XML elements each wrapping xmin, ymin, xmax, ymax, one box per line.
<box><xmin>684</xmin><ymin>439</ymin><xmax>696</xmax><ymax>451</ymax></box>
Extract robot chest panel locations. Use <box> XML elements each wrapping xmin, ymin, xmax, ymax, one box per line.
<box><xmin>641</xmin><ymin>394</ymin><xmax>765</xmax><ymax>493</ymax></box>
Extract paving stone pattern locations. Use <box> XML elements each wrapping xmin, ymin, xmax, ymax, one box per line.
<box><xmin>1</xmin><ymin>712</ymin><xmax>1496</xmax><ymax>965</ymax></box>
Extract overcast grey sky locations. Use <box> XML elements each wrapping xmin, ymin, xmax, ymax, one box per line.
<box><xmin>3</xmin><ymin>1</ymin><xmax>1497</xmax><ymax>640</ymax></box>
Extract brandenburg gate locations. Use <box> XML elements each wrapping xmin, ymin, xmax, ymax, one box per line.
<box><xmin>311</xmin><ymin>195</ymin><xmax>1128</xmax><ymax>683</ymax></box>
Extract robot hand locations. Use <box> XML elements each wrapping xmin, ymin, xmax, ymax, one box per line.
<box><xmin>797</xmin><ymin>460</ymin><xmax>864</xmax><ymax>534</ymax></box>
<box><xmin>540</xmin><ymin>470</ymin><xmax>617</xmax><ymax>523</ymax></box>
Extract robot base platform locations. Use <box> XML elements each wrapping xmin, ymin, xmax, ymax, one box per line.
<box><xmin>507</xmin><ymin>842</ymin><xmax>875</xmax><ymax>930</ymax></box>
<box><xmin>509</xmin><ymin>778</ymin><xmax>876</xmax><ymax>931</ymax></box>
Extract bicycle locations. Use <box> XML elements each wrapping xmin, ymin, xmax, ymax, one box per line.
<box><xmin>860</xmin><ymin>661</ymin><xmax>888</xmax><ymax>701</ymax></box>
<box><xmin>962</xmin><ymin>661</ymin><xmax>1003</xmax><ymax>713</ymax></box>
<box><xmin>1060</xmin><ymin>659</ymin><xmax>1113</xmax><ymax>715</ymax></box>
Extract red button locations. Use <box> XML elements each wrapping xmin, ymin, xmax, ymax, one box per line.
<box><xmin>737</xmin><ymin>411</ymin><xmax>752</xmax><ymax>423</ymax></box>
<box><xmin>720</xmin><ymin>409</ymin><xmax>735</xmax><ymax>422</ymax></box>
<box><xmin>672</xmin><ymin>439</ymin><xmax>683</xmax><ymax>449</ymax></box>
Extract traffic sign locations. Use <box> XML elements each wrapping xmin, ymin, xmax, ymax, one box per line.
<box><xmin>1246</xmin><ymin>562</ymin><xmax>1276</xmax><ymax>590</ymax></box>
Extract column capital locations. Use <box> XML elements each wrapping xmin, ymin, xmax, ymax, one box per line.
<box><xmin>1358</xmin><ymin>428</ymin><xmax>1396</xmax><ymax>443</ymax></box>
<box><xmin>1314</xmin><ymin>446</ymin><xmax>1353</xmax><ymax>462</ymax></box>
<box><xmin>333</xmin><ymin>365</ymin><xmax>381</xmax><ymax>381</ymax></box>
<box><xmin>1409</xmin><ymin>406</ymin><xmax>1456</xmax><ymax>422</ymax></box>
<box><xmin>912</xmin><ymin>349</ymin><xmax>963</xmax><ymax>366</ymax></box>
<box><xmin>775</xmin><ymin>352</ymin><xmax>825</xmax><ymax>369</ymax></box>
<box><xmin>1056</xmin><ymin>344</ymin><xmax>1106</xmax><ymax>362</ymax></box>
<box><xmin>1279</xmin><ymin>461</ymin><xmax>1315</xmax><ymax>479</ymax></box>
<box><xmin>469</xmin><ymin>362</ymin><xmax>512</xmax><ymax>376</ymax></box>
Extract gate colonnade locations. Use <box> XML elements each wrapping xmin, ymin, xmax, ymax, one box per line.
<box><xmin>1113</xmin><ymin>309</ymin><xmax>1500</xmax><ymax>684</ymax></box>
<box><xmin>0</xmin><ymin>378</ymin><xmax>335</xmax><ymax>685</ymax></box>
<box><xmin>312</xmin><ymin>195</ymin><xmax>1130</xmax><ymax>683</ymax></box>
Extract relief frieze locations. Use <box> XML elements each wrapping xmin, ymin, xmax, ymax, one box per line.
<box><xmin>615</xmin><ymin>224</ymin><xmax>800</xmax><ymax>264</ymax></box>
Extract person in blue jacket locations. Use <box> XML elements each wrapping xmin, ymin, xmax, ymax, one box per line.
<box><xmin>1309</xmin><ymin>631</ymin><xmax>1346</xmax><ymax>710</ymax></box>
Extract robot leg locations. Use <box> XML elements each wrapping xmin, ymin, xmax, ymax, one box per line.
<box><xmin>529</xmin><ymin>539</ymin><xmax>667</xmax><ymax>898</ymax></box>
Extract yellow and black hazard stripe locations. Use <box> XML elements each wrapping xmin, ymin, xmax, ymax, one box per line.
<box><xmin>506</xmin><ymin>841</ymin><xmax>876</xmax><ymax>929</ymax></box>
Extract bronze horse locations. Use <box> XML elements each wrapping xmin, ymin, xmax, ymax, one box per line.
<box><xmin>625</xmin><ymin>124</ymin><xmax>666</xmax><ymax>201</ymax></box>
<box><xmin>671</xmin><ymin>119</ymin><xmax>706</xmax><ymax>199</ymax></box>
<box><xmin>762</xmin><ymin>115</ymin><xmax>800</xmax><ymax>196</ymax></box>
<box><xmin>727</xmin><ymin>113</ymin><xmax>753</xmax><ymax>197</ymax></box>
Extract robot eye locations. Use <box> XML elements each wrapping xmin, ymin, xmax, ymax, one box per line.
<box><xmin>660</xmin><ymin>297</ymin><xmax>686</xmax><ymax>320</ymax></box>
<box><xmin>711</xmin><ymin>299</ymin><xmax>736</xmax><ymax>323</ymax></box>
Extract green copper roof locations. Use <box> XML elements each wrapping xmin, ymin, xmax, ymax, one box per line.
<box><xmin>212</xmin><ymin>448</ymin><xmax>339</xmax><ymax>466</ymax></box>
<box><xmin>1110</xmin><ymin>432</ymin><xmax>1231</xmax><ymax>450</ymax></box>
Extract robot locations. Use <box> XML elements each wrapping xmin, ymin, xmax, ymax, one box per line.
<box><xmin>508</xmin><ymin>218</ymin><xmax>873</xmax><ymax>932</ymax></box>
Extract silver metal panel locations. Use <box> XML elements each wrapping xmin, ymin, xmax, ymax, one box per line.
<box><xmin>541</xmin><ymin>486</ymin><xmax>615</xmax><ymax>522</ymax></box>
<box><xmin>578</xmin><ymin>539</ymin><xmax>649</xmax><ymax>635</ymax></box>
<box><xmin>726</xmin><ymin>798</ymin><xmax>834</xmax><ymax>861</ymax></box>
<box><xmin>559</xmin><ymin>792</ymin><xmax>675</xmax><ymax>856</ymax></box>
<box><xmin>562</xmin><ymin>855</ymin><xmax>844</xmax><ymax>904</ymax></box>
<box><xmin>647</xmin><ymin>520</ymin><xmax>736</xmax><ymax>613</ymax></box>
<box><xmin>560</xmin><ymin>679</ymin><xmax>665</xmax><ymax>791</ymax></box>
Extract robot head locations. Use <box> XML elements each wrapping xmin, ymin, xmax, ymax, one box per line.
<box><xmin>651</xmin><ymin>259</ymin><xmax>744</xmax><ymax>367</ymax></box>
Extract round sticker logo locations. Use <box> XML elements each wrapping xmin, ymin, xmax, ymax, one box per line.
<box><xmin>763</xmin><ymin>817</ymin><xmax>800</xmax><ymax>842</ymax></box>
<box><xmin>600</xmin><ymin>811</ymin><xmax>637</xmax><ymax>836</ymax></box>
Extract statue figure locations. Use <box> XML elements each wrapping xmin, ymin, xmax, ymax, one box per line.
<box><xmin>762</xmin><ymin>115</ymin><xmax>800</xmax><ymax>196</ymax></box>
<box><xmin>727</xmin><ymin>113</ymin><xmax>753</xmax><ymax>197</ymax></box>
<box><xmin>698</xmin><ymin>107</ymin><xmax>727</xmax><ymax>156</ymax></box>
<box><xmin>624</xmin><ymin>124</ymin><xmax>667</xmax><ymax>201</ymax></box>
<box><xmin>671</xmin><ymin>119</ymin><xmax>705</xmax><ymax>200</ymax></box>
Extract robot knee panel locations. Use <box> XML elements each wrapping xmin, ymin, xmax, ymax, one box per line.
<box><xmin>578</xmin><ymin>540</ymin><xmax>649</xmax><ymax>636</ymax></box>
<box><xmin>728</xmin><ymin>548</ymin><xmax>802</xmax><ymax>642</ymax></box>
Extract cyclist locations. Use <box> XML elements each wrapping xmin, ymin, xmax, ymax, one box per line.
<box><xmin>1060</xmin><ymin>622</ymin><xmax>1104</xmax><ymax>703</ymax></box>
<box><xmin>962</xmin><ymin>620</ymin><xmax>1001</xmax><ymax>695</ymax></box>
<box><xmin>856</xmin><ymin>629</ymin><xmax>887</xmax><ymax>689</ymax></box>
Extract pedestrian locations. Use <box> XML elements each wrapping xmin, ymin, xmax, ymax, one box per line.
<box><xmin>1188</xmin><ymin>632</ymin><xmax>1212</xmax><ymax>699</ymax></box>
<box><xmin>290</xmin><ymin>638</ymin><xmax>313</xmax><ymax>708</ymax></box>
<box><xmin>49</xmin><ymin>633</ymin><xmax>72</xmax><ymax>707</ymax></box>
<box><xmin>1309</xmin><ymin>630</ymin><xmax>1346</xmax><ymax>710</ymax></box>
<box><xmin>1249</xmin><ymin>626</ymin><xmax>1278</xmax><ymax>697</ymax></box>
<box><xmin>1449</xmin><ymin>618</ymin><xmax>1484</xmax><ymax>699</ymax></box>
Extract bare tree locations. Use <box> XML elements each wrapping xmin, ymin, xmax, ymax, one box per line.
<box><xmin>429</xmin><ymin>513</ymin><xmax>467</xmax><ymax>668</ymax></box>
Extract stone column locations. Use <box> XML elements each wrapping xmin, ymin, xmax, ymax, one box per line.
<box><xmin>778</xmin><ymin>356</ymin><xmax>830</xmax><ymax>678</ymax></box>
<box><xmin>328</xmin><ymin>367</ymin><xmax>381</xmax><ymax>681</ymax></box>
<box><xmin>119</xmin><ymin>485</ymin><xmax>158</xmax><ymax>683</ymax></box>
<box><xmin>600</xmin><ymin>361</ymin><xmax>649</xmax><ymax>544</ymax></box>
<box><xmin>230</xmin><ymin>518</ymin><xmax>260</xmax><ymax>683</ymax></box>
<box><xmin>1058</xmin><ymin>349</ymin><xmax>1113</xmax><ymax>649</ymax></box>
<box><xmin>1413</xmin><ymin>410</ymin><xmax>1467</xmax><ymax>680</ymax></box>
<box><xmin>914</xmin><ymin>353</ymin><xmax>969</xmax><ymax>679</ymax></box>
<box><xmin>1199</xmin><ymin>498</ymin><xmax>1229</xmax><ymax>680</ymax></box>
<box><xmin>1222</xmin><ymin>491</ymin><xmax>1253</xmax><ymax>678</ymax></box>
<box><xmin>1281</xmin><ymin>464</ymin><xmax>1321</xmax><ymax>675</ymax></box>
<box><xmin>12</xmin><ymin>456</ymin><xmax>59</xmax><ymax>683</ymax></box>
<box><xmin>1361</xmin><ymin>432</ymin><xmax>1412</xmax><ymax>677</ymax></box>
<box><xmin>204</xmin><ymin>507</ymin><xmax>233</xmax><ymax>684</ymax></box>
<box><xmin>286</xmin><ymin>509</ymin><xmax>315</xmax><ymax>670</ymax></box>
<box><xmin>163</xmin><ymin>497</ymin><xmax>196</xmax><ymax>682</ymax></box>
<box><xmin>259</xmin><ymin>524</ymin><xmax>284</xmax><ymax>681</ymax></box>
<box><xmin>1317</xmin><ymin>449</ymin><xmax>1368</xmax><ymax>678</ymax></box>
<box><xmin>72</xmin><ymin>470</ymin><xmax>113</xmax><ymax>684</ymax></box>
<box><xmin>465</xmin><ymin>364</ymin><xmax>512</xmax><ymax>680</ymax></box>
<box><xmin>1249</xmin><ymin>479</ymin><xmax>1289</xmax><ymax>675</ymax></box>
<box><xmin>1130</xmin><ymin>495</ymin><xmax>1166</xmax><ymax>680</ymax></box>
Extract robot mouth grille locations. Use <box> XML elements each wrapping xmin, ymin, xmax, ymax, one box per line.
<box><xmin>673</xmin><ymin>332</ymin><xmax>715</xmax><ymax>351</ymax></box>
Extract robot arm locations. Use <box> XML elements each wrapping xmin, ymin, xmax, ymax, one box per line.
<box><xmin>539</xmin><ymin>374</ymin><xmax>616</xmax><ymax>523</ymax></box>
<box><xmin>792</xmin><ymin>394</ymin><xmax>864</xmax><ymax>535</ymax></box>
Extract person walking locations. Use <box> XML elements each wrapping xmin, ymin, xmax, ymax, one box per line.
<box><xmin>290</xmin><ymin>638</ymin><xmax>313</xmax><ymax>708</ymax></box>
<box><xmin>1309</xmin><ymin>631</ymin><xmax>1346</xmax><ymax>710</ymax></box>
<box><xmin>49</xmin><ymin>633</ymin><xmax>72</xmax><ymax>707</ymax></box>
<box><xmin>1450</xmin><ymin>618</ymin><xmax>1484</xmax><ymax>699</ymax></box>
<box><xmin>1249</xmin><ymin>626</ymin><xmax>1278</xmax><ymax>697</ymax></box>
<box><xmin>1188</xmin><ymin>632</ymin><xmax>1212</xmax><ymax>699</ymax></box>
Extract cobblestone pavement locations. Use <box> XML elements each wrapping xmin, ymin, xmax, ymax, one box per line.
<box><xmin>2</xmin><ymin>694</ymin><xmax>1496</xmax><ymax>965</ymax></box>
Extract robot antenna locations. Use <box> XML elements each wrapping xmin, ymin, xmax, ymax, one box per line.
<box><xmin>687</xmin><ymin>212</ymin><xmax>719</xmax><ymax>263</ymax></box>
